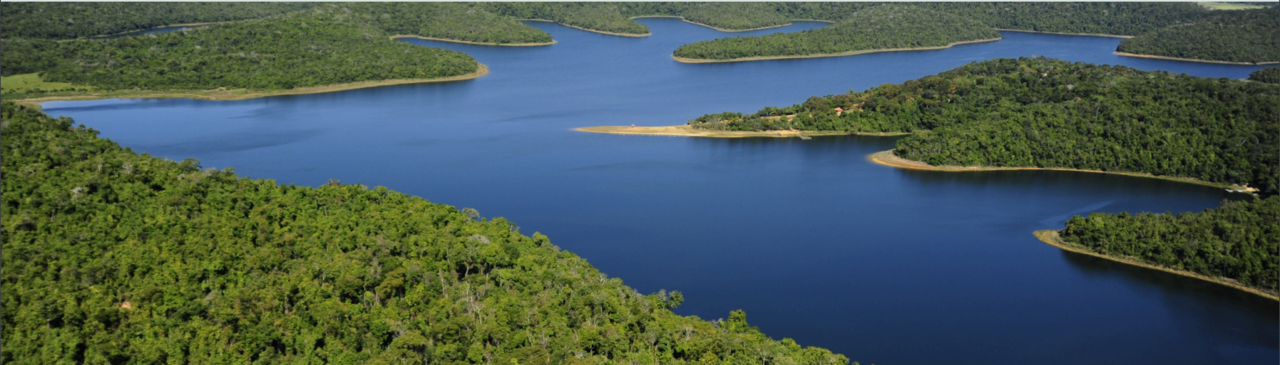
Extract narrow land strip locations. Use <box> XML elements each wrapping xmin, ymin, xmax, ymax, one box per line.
<box><xmin>995</xmin><ymin>28</ymin><xmax>1134</xmax><ymax>39</ymax></box>
<box><xmin>631</xmin><ymin>16</ymin><xmax>800</xmax><ymax>33</ymax></box>
<box><xmin>575</xmin><ymin>125</ymin><xmax>873</xmax><ymax>138</ymax></box>
<box><xmin>671</xmin><ymin>38</ymin><xmax>1002</xmax><ymax>64</ymax></box>
<box><xmin>1033</xmin><ymin>230</ymin><xmax>1279</xmax><ymax>301</ymax></box>
<box><xmin>390</xmin><ymin>35</ymin><xmax>555</xmax><ymax>46</ymax></box>
<box><xmin>867</xmin><ymin>150</ymin><xmax>1256</xmax><ymax>192</ymax></box>
<box><xmin>9</xmin><ymin>64</ymin><xmax>489</xmax><ymax>104</ymax></box>
<box><xmin>520</xmin><ymin>19</ymin><xmax>650</xmax><ymax>37</ymax></box>
<box><xmin>1114</xmin><ymin>51</ymin><xmax>1278</xmax><ymax>65</ymax></box>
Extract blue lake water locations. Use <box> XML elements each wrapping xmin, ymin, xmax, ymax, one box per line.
<box><xmin>42</xmin><ymin>18</ymin><xmax>1277</xmax><ymax>365</ymax></box>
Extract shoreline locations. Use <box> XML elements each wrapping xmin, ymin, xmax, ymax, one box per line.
<box><xmin>520</xmin><ymin>19</ymin><xmax>650</xmax><ymax>38</ymax></box>
<box><xmin>1114</xmin><ymin>51</ymin><xmax>1279</xmax><ymax>66</ymax></box>
<box><xmin>390</xmin><ymin>35</ymin><xmax>555</xmax><ymax>46</ymax></box>
<box><xmin>631</xmin><ymin>15</ymin><xmax>795</xmax><ymax>33</ymax></box>
<box><xmin>867</xmin><ymin>150</ymin><xmax>1255</xmax><ymax>192</ymax></box>
<box><xmin>1033</xmin><ymin>230</ymin><xmax>1279</xmax><ymax>301</ymax></box>
<box><xmin>9</xmin><ymin>64</ymin><xmax>489</xmax><ymax>104</ymax></box>
<box><xmin>575</xmin><ymin>125</ymin><xmax>865</xmax><ymax>138</ymax></box>
<box><xmin>671</xmin><ymin>37</ymin><xmax>1002</xmax><ymax>64</ymax></box>
<box><xmin>995</xmin><ymin>28</ymin><xmax>1133</xmax><ymax>39</ymax></box>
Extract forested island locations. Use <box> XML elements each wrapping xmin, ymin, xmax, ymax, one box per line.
<box><xmin>1037</xmin><ymin>197</ymin><xmax>1278</xmax><ymax>299</ymax></box>
<box><xmin>671</xmin><ymin>5</ymin><xmax>1000</xmax><ymax>62</ymax></box>
<box><xmin>0</xmin><ymin>101</ymin><xmax>853</xmax><ymax>364</ymax></box>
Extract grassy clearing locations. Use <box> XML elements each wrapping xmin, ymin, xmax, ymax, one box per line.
<box><xmin>1</xmin><ymin>73</ymin><xmax>90</xmax><ymax>95</ymax></box>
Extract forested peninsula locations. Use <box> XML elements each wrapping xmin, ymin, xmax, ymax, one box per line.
<box><xmin>0</xmin><ymin>101</ymin><xmax>853</xmax><ymax>364</ymax></box>
<box><xmin>0</xmin><ymin>4</ymin><xmax>534</xmax><ymax>101</ymax></box>
<box><xmin>1038</xmin><ymin>197</ymin><xmax>1278</xmax><ymax>300</ymax></box>
<box><xmin>1115</xmin><ymin>7</ymin><xmax>1279</xmax><ymax>64</ymax></box>
<box><xmin>671</xmin><ymin>5</ymin><xmax>1000</xmax><ymax>62</ymax></box>
<box><xmin>682</xmin><ymin>58</ymin><xmax>1277</xmax><ymax>195</ymax></box>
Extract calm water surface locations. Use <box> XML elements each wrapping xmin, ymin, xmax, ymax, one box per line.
<box><xmin>43</xmin><ymin>19</ymin><xmax>1277</xmax><ymax>365</ymax></box>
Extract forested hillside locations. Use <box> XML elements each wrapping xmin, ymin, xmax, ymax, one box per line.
<box><xmin>689</xmin><ymin>58</ymin><xmax>1278</xmax><ymax>195</ymax></box>
<box><xmin>1058</xmin><ymin>197</ymin><xmax>1278</xmax><ymax>294</ymax></box>
<box><xmin>1251</xmin><ymin>67</ymin><xmax>1279</xmax><ymax>84</ymax></box>
<box><xmin>1116</xmin><ymin>7</ymin><xmax>1279</xmax><ymax>63</ymax></box>
<box><xmin>672</xmin><ymin>4</ymin><xmax>1000</xmax><ymax>61</ymax></box>
<box><xmin>1</xmin><ymin>5</ymin><xmax>484</xmax><ymax>93</ymax></box>
<box><xmin>483</xmin><ymin>3</ymin><xmax>650</xmax><ymax>36</ymax></box>
<box><xmin>348</xmin><ymin>3</ymin><xmax>553</xmax><ymax>45</ymax></box>
<box><xmin>931</xmin><ymin>2</ymin><xmax>1208</xmax><ymax>36</ymax></box>
<box><xmin>0</xmin><ymin>2</ymin><xmax>316</xmax><ymax>39</ymax></box>
<box><xmin>0</xmin><ymin>101</ymin><xmax>852</xmax><ymax>364</ymax></box>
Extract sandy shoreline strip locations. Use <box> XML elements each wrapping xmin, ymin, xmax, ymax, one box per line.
<box><xmin>1033</xmin><ymin>230</ymin><xmax>1278</xmax><ymax>301</ymax></box>
<box><xmin>867</xmin><ymin>150</ymin><xmax>1254</xmax><ymax>191</ymax></box>
<box><xmin>390</xmin><ymin>35</ymin><xmax>555</xmax><ymax>46</ymax></box>
<box><xmin>995</xmin><ymin>28</ymin><xmax>1133</xmax><ymax>39</ymax></box>
<box><xmin>11</xmin><ymin>64</ymin><xmax>489</xmax><ymax>104</ymax></box>
<box><xmin>1114</xmin><ymin>52</ymin><xmax>1278</xmax><ymax>66</ymax></box>
<box><xmin>575</xmin><ymin>125</ymin><xmax>862</xmax><ymax>138</ymax></box>
<box><xmin>672</xmin><ymin>38</ymin><xmax>1002</xmax><ymax>64</ymax></box>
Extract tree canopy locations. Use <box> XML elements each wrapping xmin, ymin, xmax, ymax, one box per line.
<box><xmin>672</xmin><ymin>4</ymin><xmax>1000</xmax><ymax>61</ymax></box>
<box><xmin>0</xmin><ymin>2</ymin><xmax>317</xmax><ymax>39</ymax></box>
<box><xmin>1250</xmin><ymin>67</ymin><xmax>1279</xmax><ymax>84</ymax></box>
<box><xmin>1059</xmin><ymin>197</ymin><xmax>1278</xmax><ymax>294</ymax></box>
<box><xmin>0</xmin><ymin>101</ymin><xmax>853</xmax><ymax>364</ymax></box>
<box><xmin>1</xmin><ymin>5</ymin><xmax>483</xmax><ymax>92</ymax></box>
<box><xmin>1116</xmin><ymin>7</ymin><xmax>1279</xmax><ymax>64</ymax></box>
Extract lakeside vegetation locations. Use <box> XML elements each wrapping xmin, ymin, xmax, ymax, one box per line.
<box><xmin>1056</xmin><ymin>197</ymin><xmax>1278</xmax><ymax>296</ymax></box>
<box><xmin>484</xmin><ymin>3</ymin><xmax>651</xmax><ymax>36</ymax></box>
<box><xmin>688</xmin><ymin>57</ymin><xmax>1278</xmax><ymax>195</ymax></box>
<box><xmin>0</xmin><ymin>2</ymin><xmax>316</xmax><ymax>39</ymax></box>
<box><xmin>672</xmin><ymin>5</ymin><xmax>999</xmax><ymax>61</ymax></box>
<box><xmin>1250</xmin><ymin>67</ymin><xmax>1279</xmax><ymax>84</ymax></box>
<box><xmin>1116</xmin><ymin>7</ymin><xmax>1279</xmax><ymax>64</ymax></box>
<box><xmin>350</xmin><ymin>3</ymin><xmax>553</xmax><ymax>45</ymax></box>
<box><xmin>1</xmin><ymin>4</ymin><xmax>487</xmax><ymax>98</ymax></box>
<box><xmin>0</xmin><ymin>101</ymin><xmax>852</xmax><ymax>364</ymax></box>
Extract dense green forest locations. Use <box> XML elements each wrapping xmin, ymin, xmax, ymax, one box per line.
<box><xmin>349</xmin><ymin>3</ymin><xmax>553</xmax><ymax>45</ymax></box>
<box><xmin>0</xmin><ymin>2</ymin><xmax>317</xmax><ymax>39</ymax></box>
<box><xmin>1251</xmin><ymin>67</ymin><xmax>1279</xmax><ymax>84</ymax></box>
<box><xmin>930</xmin><ymin>2</ymin><xmax>1209</xmax><ymax>36</ymax></box>
<box><xmin>1116</xmin><ymin>7</ymin><xmax>1279</xmax><ymax>63</ymax></box>
<box><xmin>689</xmin><ymin>58</ymin><xmax>1279</xmax><ymax>195</ymax></box>
<box><xmin>483</xmin><ymin>3</ymin><xmax>650</xmax><ymax>36</ymax></box>
<box><xmin>672</xmin><ymin>4</ymin><xmax>1000</xmax><ymax>61</ymax></box>
<box><xmin>1</xmin><ymin>5</ymin><xmax>483</xmax><ymax>92</ymax></box>
<box><xmin>1058</xmin><ymin>197</ymin><xmax>1278</xmax><ymax>293</ymax></box>
<box><xmin>0</xmin><ymin>101</ymin><xmax>852</xmax><ymax>364</ymax></box>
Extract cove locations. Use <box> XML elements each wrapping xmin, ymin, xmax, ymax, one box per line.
<box><xmin>40</xmin><ymin>18</ymin><xmax>1277</xmax><ymax>365</ymax></box>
